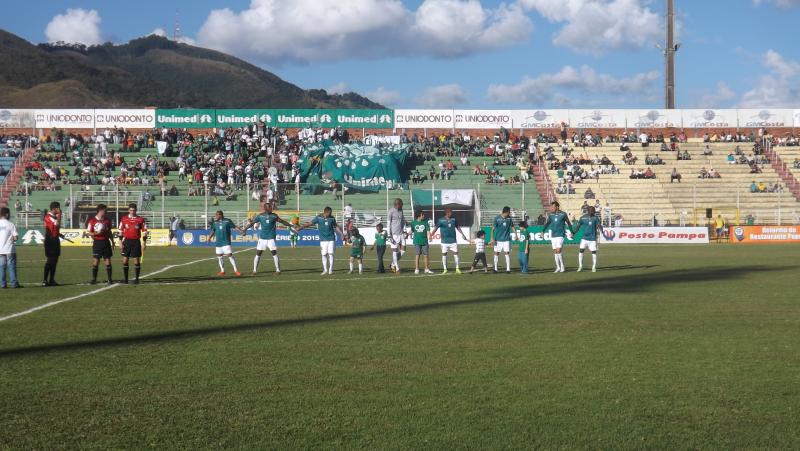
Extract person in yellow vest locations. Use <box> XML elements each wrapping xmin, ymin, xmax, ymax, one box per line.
<box><xmin>714</xmin><ymin>214</ymin><xmax>726</xmax><ymax>239</ymax></box>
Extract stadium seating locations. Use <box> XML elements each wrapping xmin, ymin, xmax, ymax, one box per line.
<box><xmin>548</xmin><ymin>141</ymin><xmax>797</xmax><ymax>225</ymax></box>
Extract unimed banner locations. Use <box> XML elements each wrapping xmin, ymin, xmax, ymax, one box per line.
<box><xmin>0</xmin><ymin>109</ymin><xmax>35</xmax><ymax>128</ymax></box>
<box><xmin>729</xmin><ymin>225</ymin><xmax>800</xmax><ymax>243</ymax></box>
<box><xmin>156</xmin><ymin>109</ymin><xmax>216</xmax><ymax>128</ymax></box>
<box><xmin>94</xmin><ymin>109</ymin><xmax>156</xmax><ymax>129</ymax></box>
<box><xmin>177</xmin><ymin>229</ymin><xmax>343</xmax><ymax>247</ymax></box>
<box><xmin>600</xmin><ymin>227</ymin><xmax>709</xmax><ymax>244</ymax></box>
<box><xmin>35</xmin><ymin>109</ymin><xmax>94</xmax><ymax>128</ymax></box>
<box><xmin>394</xmin><ymin>109</ymin><xmax>454</xmax><ymax>128</ymax></box>
<box><xmin>215</xmin><ymin>109</ymin><xmax>274</xmax><ymax>127</ymax></box>
<box><xmin>480</xmin><ymin>226</ymin><xmax>583</xmax><ymax>245</ymax></box>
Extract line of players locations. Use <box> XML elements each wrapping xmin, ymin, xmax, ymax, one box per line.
<box><xmin>43</xmin><ymin>197</ymin><xmax>601</xmax><ymax>285</ymax></box>
<box><xmin>206</xmin><ymin>198</ymin><xmax>604</xmax><ymax>277</ymax></box>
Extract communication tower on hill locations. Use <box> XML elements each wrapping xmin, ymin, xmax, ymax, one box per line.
<box><xmin>662</xmin><ymin>0</ymin><xmax>680</xmax><ymax>109</ymax></box>
<box><xmin>173</xmin><ymin>10</ymin><xmax>182</xmax><ymax>42</ymax></box>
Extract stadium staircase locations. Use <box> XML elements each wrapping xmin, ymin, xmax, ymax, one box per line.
<box><xmin>0</xmin><ymin>147</ymin><xmax>36</xmax><ymax>207</ymax></box>
<box><xmin>765</xmin><ymin>145</ymin><xmax>800</xmax><ymax>202</ymax></box>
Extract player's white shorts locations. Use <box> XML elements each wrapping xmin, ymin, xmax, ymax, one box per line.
<box><xmin>215</xmin><ymin>245</ymin><xmax>233</xmax><ymax>255</ymax></box>
<box><xmin>579</xmin><ymin>239</ymin><xmax>598</xmax><ymax>252</ymax></box>
<box><xmin>389</xmin><ymin>233</ymin><xmax>405</xmax><ymax>249</ymax></box>
<box><xmin>440</xmin><ymin>243</ymin><xmax>458</xmax><ymax>254</ymax></box>
<box><xmin>256</xmin><ymin>239</ymin><xmax>277</xmax><ymax>251</ymax></box>
<box><xmin>550</xmin><ymin>237</ymin><xmax>565</xmax><ymax>250</ymax></box>
<box><xmin>494</xmin><ymin>241</ymin><xmax>510</xmax><ymax>253</ymax></box>
<box><xmin>320</xmin><ymin>240</ymin><xmax>335</xmax><ymax>255</ymax></box>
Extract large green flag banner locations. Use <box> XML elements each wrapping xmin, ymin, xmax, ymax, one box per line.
<box><xmin>480</xmin><ymin>225</ymin><xmax>584</xmax><ymax>245</ymax></box>
<box><xmin>297</xmin><ymin>143</ymin><xmax>407</xmax><ymax>192</ymax></box>
<box><xmin>156</xmin><ymin>109</ymin><xmax>216</xmax><ymax>128</ymax></box>
<box><xmin>411</xmin><ymin>189</ymin><xmax>474</xmax><ymax>207</ymax></box>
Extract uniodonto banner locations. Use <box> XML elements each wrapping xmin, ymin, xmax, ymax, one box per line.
<box><xmin>729</xmin><ymin>225</ymin><xmax>800</xmax><ymax>243</ymax></box>
<box><xmin>394</xmin><ymin>109</ymin><xmax>454</xmax><ymax>128</ymax></box>
<box><xmin>15</xmin><ymin>228</ymin><xmax>171</xmax><ymax>246</ymax></box>
<box><xmin>0</xmin><ymin>109</ymin><xmax>35</xmax><ymax>128</ymax></box>
<box><xmin>600</xmin><ymin>227</ymin><xmax>709</xmax><ymax>244</ymax></box>
<box><xmin>94</xmin><ymin>109</ymin><xmax>156</xmax><ymax>129</ymax></box>
<box><xmin>34</xmin><ymin>109</ymin><xmax>95</xmax><ymax>129</ymax></box>
<box><xmin>455</xmin><ymin>110</ymin><xmax>513</xmax><ymax>129</ymax></box>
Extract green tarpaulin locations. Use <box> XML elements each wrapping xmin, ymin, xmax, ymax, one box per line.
<box><xmin>297</xmin><ymin>143</ymin><xmax>408</xmax><ymax>192</ymax></box>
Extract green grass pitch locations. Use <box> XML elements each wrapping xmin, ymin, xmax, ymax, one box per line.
<box><xmin>1</xmin><ymin>244</ymin><xmax>799</xmax><ymax>449</ymax></box>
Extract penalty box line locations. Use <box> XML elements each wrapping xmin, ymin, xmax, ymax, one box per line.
<box><xmin>0</xmin><ymin>248</ymin><xmax>254</xmax><ymax>323</ymax></box>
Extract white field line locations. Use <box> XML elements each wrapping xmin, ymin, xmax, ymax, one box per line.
<box><xmin>0</xmin><ymin>249</ymin><xmax>253</xmax><ymax>323</ymax></box>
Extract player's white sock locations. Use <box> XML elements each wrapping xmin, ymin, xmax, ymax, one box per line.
<box><xmin>454</xmin><ymin>254</ymin><xmax>460</xmax><ymax>268</ymax></box>
<box><xmin>442</xmin><ymin>255</ymin><xmax>447</xmax><ymax>270</ymax></box>
<box><xmin>273</xmin><ymin>255</ymin><xmax>280</xmax><ymax>272</ymax></box>
<box><xmin>493</xmin><ymin>254</ymin><xmax>499</xmax><ymax>271</ymax></box>
<box><xmin>322</xmin><ymin>255</ymin><xmax>328</xmax><ymax>273</ymax></box>
<box><xmin>349</xmin><ymin>261</ymin><xmax>354</xmax><ymax>272</ymax></box>
<box><xmin>553</xmin><ymin>254</ymin><xmax>559</xmax><ymax>270</ymax></box>
<box><xmin>557</xmin><ymin>254</ymin><xmax>564</xmax><ymax>270</ymax></box>
<box><xmin>253</xmin><ymin>255</ymin><xmax>260</xmax><ymax>272</ymax></box>
<box><xmin>504</xmin><ymin>254</ymin><xmax>511</xmax><ymax>272</ymax></box>
<box><xmin>228</xmin><ymin>256</ymin><xmax>238</xmax><ymax>272</ymax></box>
<box><xmin>327</xmin><ymin>254</ymin><xmax>334</xmax><ymax>272</ymax></box>
<box><xmin>358</xmin><ymin>263</ymin><xmax>363</xmax><ymax>273</ymax></box>
<box><xmin>217</xmin><ymin>256</ymin><xmax>225</xmax><ymax>272</ymax></box>
<box><xmin>592</xmin><ymin>253</ymin><xmax>597</xmax><ymax>268</ymax></box>
<box><xmin>392</xmin><ymin>251</ymin><xmax>399</xmax><ymax>269</ymax></box>
<box><xmin>578</xmin><ymin>252</ymin><xmax>584</xmax><ymax>268</ymax></box>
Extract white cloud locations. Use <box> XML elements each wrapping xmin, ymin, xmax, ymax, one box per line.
<box><xmin>327</xmin><ymin>82</ymin><xmax>349</xmax><ymax>95</ymax></box>
<box><xmin>149</xmin><ymin>28</ymin><xmax>167</xmax><ymax>37</ymax></box>
<box><xmin>366</xmin><ymin>87</ymin><xmax>402</xmax><ymax>106</ymax></box>
<box><xmin>45</xmin><ymin>8</ymin><xmax>103</xmax><ymax>45</ymax></box>
<box><xmin>740</xmin><ymin>50</ymin><xmax>800</xmax><ymax>107</ymax></box>
<box><xmin>487</xmin><ymin>65</ymin><xmax>659</xmax><ymax>105</ymax></box>
<box><xmin>753</xmin><ymin>0</ymin><xmax>800</xmax><ymax>7</ymax></box>
<box><xmin>696</xmin><ymin>82</ymin><xmax>736</xmax><ymax>108</ymax></box>
<box><xmin>518</xmin><ymin>0</ymin><xmax>661</xmax><ymax>55</ymax></box>
<box><xmin>197</xmin><ymin>0</ymin><xmax>532</xmax><ymax>64</ymax></box>
<box><xmin>416</xmin><ymin>84</ymin><xmax>468</xmax><ymax>107</ymax></box>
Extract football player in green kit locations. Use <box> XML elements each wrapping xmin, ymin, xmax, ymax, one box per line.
<box><xmin>297</xmin><ymin>206</ymin><xmax>344</xmax><ymax>275</ymax></box>
<box><xmin>572</xmin><ymin>205</ymin><xmax>604</xmax><ymax>272</ymax></box>
<box><xmin>209</xmin><ymin>210</ymin><xmax>244</xmax><ymax>276</ymax></box>
<box><xmin>348</xmin><ymin>228</ymin><xmax>366</xmax><ymax>274</ymax></box>
<box><xmin>543</xmin><ymin>201</ymin><xmax>572</xmax><ymax>273</ymax></box>
<box><xmin>241</xmin><ymin>202</ymin><xmax>294</xmax><ymax>275</ymax></box>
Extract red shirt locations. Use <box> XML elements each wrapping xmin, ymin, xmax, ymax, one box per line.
<box><xmin>119</xmin><ymin>215</ymin><xmax>147</xmax><ymax>240</ymax></box>
<box><xmin>87</xmin><ymin>216</ymin><xmax>113</xmax><ymax>241</ymax></box>
<box><xmin>44</xmin><ymin>212</ymin><xmax>60</xmax><ymax>239</ymax></box>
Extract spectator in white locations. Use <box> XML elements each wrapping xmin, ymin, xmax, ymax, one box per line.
<box><xmin>703</xmin><ymin>145</ymin><xmax>713</xmax><ymax>156</ymax></box>
<box><xmin>343</xmin><ymin>203</ymin><xmax>354</xmax><ymax>221</ymax></box>
<box><xmin>639</xmin><ymin>132</ymin><xmax>649</xmax><ymax>147</ymax></box>
<box><xmin>0</xmin><ymin>207</ymin><xmax>20</xmax><ymax>288</ymax></box>
<box><xmin>265</xmin><ymin>187</ymin><xmax>275</xmax><ymax>209</ymax></box>
<box><xmin>169</xmin><ymin>215</ymin><xmax>182</xmax><ymax>246</ymax></box>
<box><xmin>671</xmin><ymin>167</ymin><xmax>682</xmax><ymax>183</ymax></box>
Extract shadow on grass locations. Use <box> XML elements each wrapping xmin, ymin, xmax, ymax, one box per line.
<box><xmin>0</xmin><ymin>265</ymin><xmax>793</xmax><ymax>359</ymax></box>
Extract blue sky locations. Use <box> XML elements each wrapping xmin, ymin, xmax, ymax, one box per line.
<box><xmin>3</xmin><ymin>0</ymin><xmax>800</xmax><ymax>108</ymax></box>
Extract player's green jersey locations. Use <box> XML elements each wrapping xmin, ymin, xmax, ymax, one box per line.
<box><xmin>437</xmin><ymin>217</ymin><xmax>458</xmax><ymax>244</ymax></box>
<box><xmin>211</xmin><ymin>218</ymin><xmax>235</xmax><ymax>246</ymax></box>
<box><xmin>410</xmin><ymin>220</ymin><xmax>429</xmax><ymax>246</ymax></box>
<box><xmin>545</xmin><ymin>211</ymin><xmax>569</xmax><ymax>238</ymax></box>
<box><xmin>311</xmin><ymin>215</ymin><xmax>337</xmax><ymax>241</ymax></box>
<box><xmin>493</xmin><ymin>215</ymin><xmax>514</xmax><ymax>241</ymax></box>
<box><xmin>350</xmin><ymin>236</ymin><xmax>365</xmax><ymax>257</ymax></box>
<box><xmin>517</xmin><ymin>228</ymin><xmax>529</xmax><ymax>253</ymax></box>
<box><xmin>374</xmin><ymin>230</ymin><xmax>389</xmax><ymax>246</ymax></box>
<box><xmin>576</xmin><ymin>215</ymin><xmax>602</xmax><ymax>241</ymax></box>
<box><xmin>253</xmin><ymin>213</ymin><xmax>279</xmax><ymax>240</ymax></box>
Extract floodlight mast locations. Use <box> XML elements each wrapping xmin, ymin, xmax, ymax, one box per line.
<box><xmin>665</xmin><ymin>0</ymin><xmax>679</xmax><ymax>109</ymax></box>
